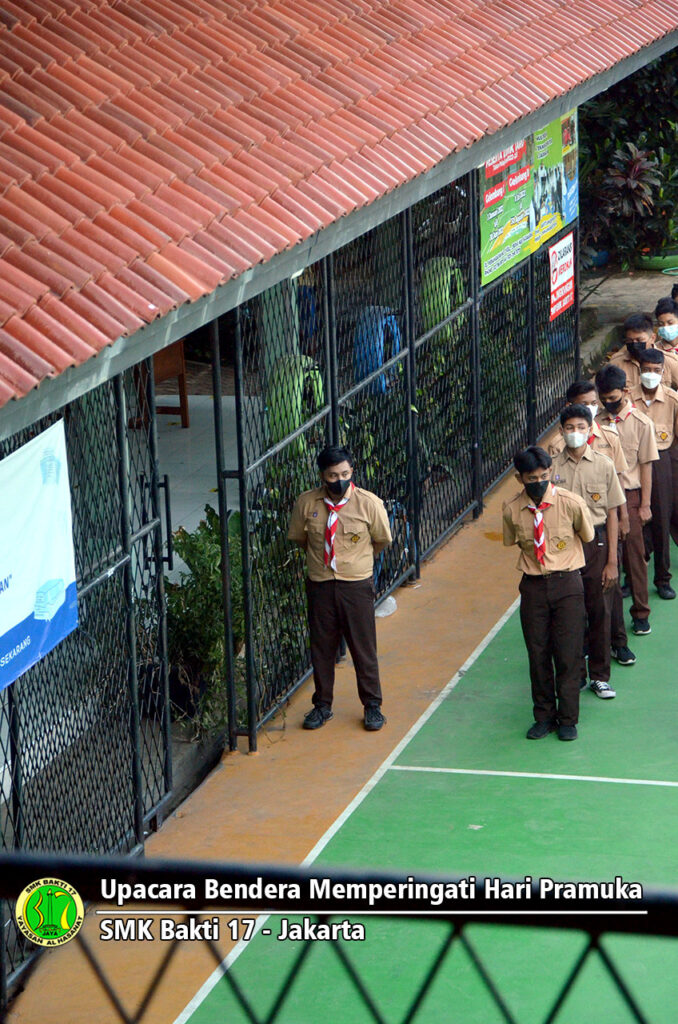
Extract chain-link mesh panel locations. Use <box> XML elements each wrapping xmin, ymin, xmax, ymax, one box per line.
<box><xmin>338</xmin><ymin>361</ymin><xmax>412</xmax><ymax>599</ymax></box>
<box><xmin>239</xmin><ymin>270</ymin><xmax>328</xmax><ymax>468</ymax></box>
<box><xmin>479</xmin><ymin>264</ymin><xmax>530</xmax><ymax>489</ymax></box>
<box><xmin>0</xmin><ymin>372</ymin><xmax>169</xmax><ymax>989</ymax></box>
<box><xmin>534</xmin><ymin>226</ymin><xmax>579</xmax><ymax>434</ymax></box>
<box><xmin>334</xmin><ymin>218</ymin><xmax>404</xmax><ymax>395</ymax></box>
<box><xmin>411</xmin><ymin>176</ymin><xmax>471</xmax><ymax>338</ymax></box>
<box><xmin>246</xmin><ymin>416</ymin><xmax>331</xmax><ymax>719</ymax></box>
<box><xmin>415</xmin><ymin>313</ymin><xmax>475</xmax><ymax>555</ymax></box>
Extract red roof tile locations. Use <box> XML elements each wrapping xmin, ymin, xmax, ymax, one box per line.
<box><xmin>0</xmin><ymin>0</ymin><xmax>674</xmax><ymax>409</ymax></box>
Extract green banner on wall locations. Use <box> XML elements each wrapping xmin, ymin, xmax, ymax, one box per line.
<box><xmin>480</xmin><ymin>110</ymin><xmax>578</xmax><ymax>285</ymax></box>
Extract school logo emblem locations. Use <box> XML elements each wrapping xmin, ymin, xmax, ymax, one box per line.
<box><xmin>312</xmin><ymin>512</ymin><xmax>318</xmax><ymax>517</ymax></box>
<box><xmin>351</xmin><ymin>534</ymin><xmax>360</xmax><ymax>544</ymax></box>
<box><xmin>556</xmin><ymin>540</ymin><xmax>567</xmax><ymax>550</ymax></box>
<box><xmin>15</xmin><ymin>879</ymin><xmax>84</xmax><ymax>948</ymax></box>
<box><xmin>660</xmin><ymin>432</ymin><xmax>668</xmax><ymax>441</ymax></box>
<box><xmin>592</xmin><ymin>493</ymin><xmax>601</xmax><ymax>502</ymax></box>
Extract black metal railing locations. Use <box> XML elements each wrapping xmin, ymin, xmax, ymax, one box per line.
<box><xmin>1</xmin><ymin>852</ymin><xmax>674</xmax><ymax>1024</ymax></box>
<box><xmin>215</xmin><ymin>172</ymin><xmax>580</xmax><ymax>746</ymax></box>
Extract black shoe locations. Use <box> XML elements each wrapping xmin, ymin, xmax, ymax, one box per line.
<box><xmin>526</xmin><ymin>720</ymin><xmax>556</xmax><ymax>740</ymax></box>
<box><xmin>632</xmin><ymin>618</ymin><xmax>651</xmax><ymax>636</ymax></box>
<box><xmin>364</xmin><ymin>703</ymin><xmax>386</xmax><ymax>731</ymax></box>
<box><xmin>620</xmin><ymin>583</ymin><xmax>631</xmax><ymax>599</ymax></box>
<box><xmin>656</xmin><ymin>584</ymin><xmax>676</xmax><ymax>600</ymax></box>
<box><xmin>303</xmin><ymin>705</ymin><xmax>333</xmax><ymax>730</ymax></box>
<box><xmin>611</xmin><ymin>645</ymin><xmax>636</xmax><ymax>665</ymax></box>
<box><xmin>558</xmin><ymin>723</ymin><xmax>578</xmax><ymax>741</ymax></box>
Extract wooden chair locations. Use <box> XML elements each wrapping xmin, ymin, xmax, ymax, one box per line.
<box><xmin>133</xmin><ymin>339</ymin><xmax>190</xmax><ymax>429</ymax></box>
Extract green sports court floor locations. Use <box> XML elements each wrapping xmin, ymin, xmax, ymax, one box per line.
<box><xmin>177</xmin><ymin>592</ymin><xmax>678</xmax><ymax>1024</ymax></box>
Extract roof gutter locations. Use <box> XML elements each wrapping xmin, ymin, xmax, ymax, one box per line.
<box><xmin>2</xmin><ymin>31</ymin><xmax>677</xmax><ymax>442</ymax></box>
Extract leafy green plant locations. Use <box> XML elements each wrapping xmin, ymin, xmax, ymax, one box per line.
<box><xmin>165</xmin><ymin>506</ymin><xmax>244</xmax><ymax>733</ymax></box>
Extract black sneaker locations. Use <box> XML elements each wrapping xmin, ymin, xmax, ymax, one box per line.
<box><xmin>656</xmin><ymin>584</ymin><xmax>676</xmax><ymax>600</ymax></box>
<box><xmin>303</xmin><ymin>705</ymin><xmax>333</xmax><ymax>730</ymax></box>
<box><xmin>611</xmin><ymin>645</ymin><xmax>636</xmax><ymax>665</ymax></box>
<box><xmin>364</xmin><ymin>703</ymin><xmax>386</xmax><ymax>731</ymax></box>
<box><xmin>632</xmin><ymin>618</ymin><xmax>651</xmax><ymax>636</ymax></box>
<box><xmin>558</xmin><ymin>723</ymin><xmax>578</xmax><ymax>741</ymax></box>
<box><xmin>526</xmin><ymin>720</ymin><xmax>556</xmax><ymax>740</ymax></box>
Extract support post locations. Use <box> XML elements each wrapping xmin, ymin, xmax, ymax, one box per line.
<box><xmin>323</xmin><ymin>253</ymin><xmax>340</xmax><ymax>445</ymax></box>
<box><xmin>527</xmin><ymin>257</ymin><xmax>538</xmax><ymax>445</ymax></box>
<box><xmin>402</xmin><ymin>208</ymin><xmax>421</xmax><ymax>578</ymax></box>
<box><xmin>210</xmin><ymin>320</ymin><xmax>238</xmax><ymax>751</ymax></box>
<box><xmin>469</xmin><ymin>170</ymin><xmax>484</xmax><ymax>515</ymax></box>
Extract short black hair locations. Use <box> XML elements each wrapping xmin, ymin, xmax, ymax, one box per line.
<box><xmin>317</xmin><ymin>445</ymin><xmax>354</xmax><ymax>472</ymax></box>
<box><xmin>566</xmin><ymin>380</ymin><xmax>597</xmax><ymax>402</ymax></box>
<box><xmin>623</xmin><ymin>312</ymin><xmax>654</xmax><ymax>334</ymax></box>
<box><xmin>596</xmin><ymin>364</ymin><xmax>627</xmax><ymax>393</ymax></box>
<box><xmin>639</xmin><ymin>348</ymin><xmax>664</xmax><ymax>366</ymax></box>
<box><xmin>655</xmin><ymin>296</ymin><xmax>678</xmax><ymax>318</ymax></box>
<box><xmin>560</xmin><ymin>403</ymin><xmax>592</xmax><ymax>427</ymax></box>
<box><xmin>513</xmin><ymin>446</ymin><xmax>552</xmax><ymax>474</ymax></box>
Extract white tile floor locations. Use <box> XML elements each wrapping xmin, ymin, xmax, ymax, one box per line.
<box><xmin>156</xmin><ymin>395</ymin><xmax>239</xmax><ymax>537</ymax></box>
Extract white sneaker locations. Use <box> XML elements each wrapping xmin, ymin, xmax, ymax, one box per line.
<box><xmin>589</xmin><ymin>680</ymin><xmax>616</xmax><ymax>699</ymax></box>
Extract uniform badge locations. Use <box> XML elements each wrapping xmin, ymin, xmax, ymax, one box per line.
<box><xmin>592</xmin><ymin>493</ymin><xmax>600</xmax><ymax>502</ymax></box>
<box><xmin>351</xmin><ymin>534</ymin><xmax>360</xmax><ymax>544</ymax></box>
<box><xmin>556</xmin><ymin>540</ymin><xmax>567</xmax><ymax>550</ymax></box>
<box><xmin>660</xmin><ymin>431</ymin><xmax>668</xmax><ymax>441</ymax></box>
<box><xmin>554</xmin><ymin>474</ymin><xmax>561</xmax><ymax>482</ymax></box>
<box><xmin>313</xmin><ymin>512</ymin><xmax>318</xmax><ymax>517</ymax></box>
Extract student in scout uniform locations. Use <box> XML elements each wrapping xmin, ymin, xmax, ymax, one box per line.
<box><xmin>288</xmin><ymin>445</ymin><xmax>392</xmax><ymax>731</ymax></box>
<box><xmin>595</xmin><ymin>364</ymin><xmax>659</xmax><ymax>637</ymax></box>
<box><xmin>608</xmin><ymin>313</ymin><xmax>678</xmax><ymax>391</ymax></box>
<box><xmin>655</xmin><ymin>297</ymin><xmax>678</xmax><ymax>355</ymax></box>
<box><xmin>629</xmin><ymin>348</ymin><xmax>678</xmax><ymax>600</ymax></box>
<box><xmin>502</xmin><ymin>446</ymin><xmax>594</xmax><ymax>741</ymax></box>
<box><xmin>551</xmin><ymin>405</ymin><xmax>625</xmax><ymax>699</ymax></box>
<box><xmin>548</xmin><ymin>380</ymin><xmax>635</xmax><ymax>666</ymax></box>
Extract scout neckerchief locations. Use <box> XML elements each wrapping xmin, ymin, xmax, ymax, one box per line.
<box><xmin>527</xmin><ymin>484</ymin><xmax>554</xmax><ymax>566</ymax></box>
<box><xmin>324</xmin><ymin>483</ymin><xmax>355</xmax><ymax>570</ymax></box>
<box><xmin>613</xmin><ymin>403</ymin><xmax>635</xmax><ymax>424</ymax></box>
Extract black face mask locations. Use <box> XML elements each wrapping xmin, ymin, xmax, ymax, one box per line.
<box><xmin>326</xmin><ymin>477</ymin><xmax>352</xmax><ymax>498</ymax></box>
<box><xmin>626</xmin><ymin>341</ymin><xmax>647</xmax><ymax>362</ymax></box>
<box><xmin>602</xmin><ymin>397</ymin><xmax>623</xmax><ymax>414</ymax></box>
<box><xmin>525</xmin><ymin>480</ymin><xmax>550</xmax><ymax>504</ymax></box>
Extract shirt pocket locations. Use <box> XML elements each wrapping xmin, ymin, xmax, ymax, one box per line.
<box><xmin>655</xmin><ymin>426</ymin><xmax>671</xmax><ymax>445</ymax></box>
<box><xmin>304</xmin><ymin>512</ymin><xmax>326</xmax><ymax>537</ymax></box>
<box><xmin>548</xmin><ymin>534</ymin><xmax>571</xmax><ymax>555</ymax></box>
<box><xmin>338</xmin><ymin>515</ymin><xmax>369</xmax><ymax>550</ymax></box>
<box><xmin>585</xmin><ymin>485</ymin><xmax>606</xmax><ymax>511</ymax></box>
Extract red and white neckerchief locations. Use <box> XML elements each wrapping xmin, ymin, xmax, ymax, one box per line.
<box><xmin>586</xmin><ymin>433</ymin><xmax>595</xmax><ymax>446</ymax></box>
<box><xmin>323</xmin><ymin>483</ymin><xmax>355</xmax><ymax>570</ymax></box>
<box><xmin>614</xmin><ymin>403</ymin><xmax>635</xmax><ymax>424</ymax></box>
<box><xmin>527</xmin><ymin>485</ymin><xmax>554</xmax><ymax>565</ymax></box>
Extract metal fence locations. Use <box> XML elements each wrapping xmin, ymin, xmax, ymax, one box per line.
<box><xmin>217</xmin><ymin>173</ymin><xmax>580</xmax><ymax>747</ymax></box>
<box><xmin>1</xmin><ymin>852</ymin><xmax>674</xmax><ymax>1024</ymax></box>
<box><xmin>0</xmin><ymin>366</ymin><xmax>170</xmax><ymax>992</ymax></box>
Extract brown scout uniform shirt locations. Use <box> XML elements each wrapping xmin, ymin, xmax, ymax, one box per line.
<box><xmin>548</xmin><ymin>420</ymin><xmax>628</xmax><ymax>475</ymax></box>
<box><xmin>629</xmin><ymin>383</ymin><xmax>678</xmax><ymax>451</ymax></box>
<box><xmin>608</xmin><ymin>346</ymin><xmax>678</xmax><ymax>390</ymax></box>
<box><xmin>288</xmin><ymin>485</ymin><xmax>392</xmax><ymax>582</ymax></box>
<box><xmin>596</xmin><ymin>401</ymin><xmax>659</xmax><ymax>491</ymax></box>
<box><xmin>551</xmin><ymin>446</ymin><xmax>626</xmax><ymax>528</ymax></box>
<box><xmin>502</xmin><ymin>484</ymin><xmax>595</xmax><ymax>575</ymax></box>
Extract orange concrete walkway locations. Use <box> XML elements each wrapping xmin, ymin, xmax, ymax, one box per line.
<box><xmin>7</xmin><ymin>467</ymin><xmax>527</xmax><ymax>1024</ymax></box>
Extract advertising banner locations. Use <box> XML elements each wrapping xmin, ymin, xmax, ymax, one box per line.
<box><xmin>480</xmin><ymin>109</ymin><xmax>578</xmax><ymax>285</ymax></box>
<box><xmin>0</xmin><ymin>420</ymin><xmax>78</xmax><ymax>690</ymax></box>
<box><xmin>549</xmin><ymin>231</ymin><xmax>575</xmax><ymax>321</ymax></box>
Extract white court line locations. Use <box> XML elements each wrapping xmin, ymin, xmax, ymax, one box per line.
<box><xmin>389</xmin><ymin>765</ymin><xmax>678</xmax><ymax>788</ymax></box>
<box><xmin>172</xmin><ymin>598</ymin><xmax>521</xmax><ymax>1024</ymax></box>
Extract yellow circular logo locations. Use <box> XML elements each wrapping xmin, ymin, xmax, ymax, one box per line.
<box><xmin>660</xmin><ymin>432</ymin><xmax>668</xmax><ymax>441</ymax></box>
<box><xmin>15</xmin><ymin>879</ymin><xmax>84</xmax><ymax>948</ymax></box>
<box><xmin>351</xmin><ymin>535</ymin><xmax>360</xmax><ymax>543</ymax></box>
<box><xmin>556</xmin><ymin>540</ymin><xmax>567</xmax><ymax>550</ymax></box>
<box><xmin>592</xmin><ymin>493</ymin><xmax>601</xmax><ymax>502</ymax></box>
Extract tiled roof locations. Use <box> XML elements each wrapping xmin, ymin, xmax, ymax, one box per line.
<box><xmin>0</xmin><ymin>0</ymin><xmax>676</xmax><ymax>408</ymax></box>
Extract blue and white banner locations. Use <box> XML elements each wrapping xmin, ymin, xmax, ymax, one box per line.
<box><xmin>0</xmin><ymin>420</ymin><xmax>78</xmax><ymax>690</ymax></box>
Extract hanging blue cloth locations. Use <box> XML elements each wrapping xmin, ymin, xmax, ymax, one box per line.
<box><xmin>353</xmin><ymin>306</ymin><xmax>401</xmax><ymax>394</ymax></box>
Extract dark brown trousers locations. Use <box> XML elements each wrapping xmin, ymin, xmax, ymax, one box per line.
<box><xmin>621</xmin><ymin>488</ymin><xmax>650</xmax><ymax>620</ymax></box>
<box><xmin>644</xmin><ymin>449</ymin><xmax>673</xmax><ymax>587</ymax></box>
<box><xmin>581</xmin><ymin>527</ymin><xmax>613</xmax><ymax>683</ymax></box>
<box><xmin>519</xmin><ymin>570</ymin><xmax>585</xmax><ymax>727</ymax></box>
<box><xmin>306</xmin><ymin>578</ymin><xmax>382</xmax><ymax>708</ymax></box>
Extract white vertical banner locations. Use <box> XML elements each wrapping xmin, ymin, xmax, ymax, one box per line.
<box><xmin>0</xmin><ymin>420</ymin><xmax>78</xmax><ymax>690</ymax></box>
<box><xmin>549</xmin><ymin>231</ymin><xmax>575</xmax><ymax>321</ymax></box>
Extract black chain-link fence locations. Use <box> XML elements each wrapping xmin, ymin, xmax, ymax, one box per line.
<box><xmin>0</xmin><ymin>365</ymin><xmax>170</xmax><ymax>990</ymax></box>
<box><xmin>221</xmin><ymin>174</ymin><xmax>579</xmax><ymax>743</ymax></box>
